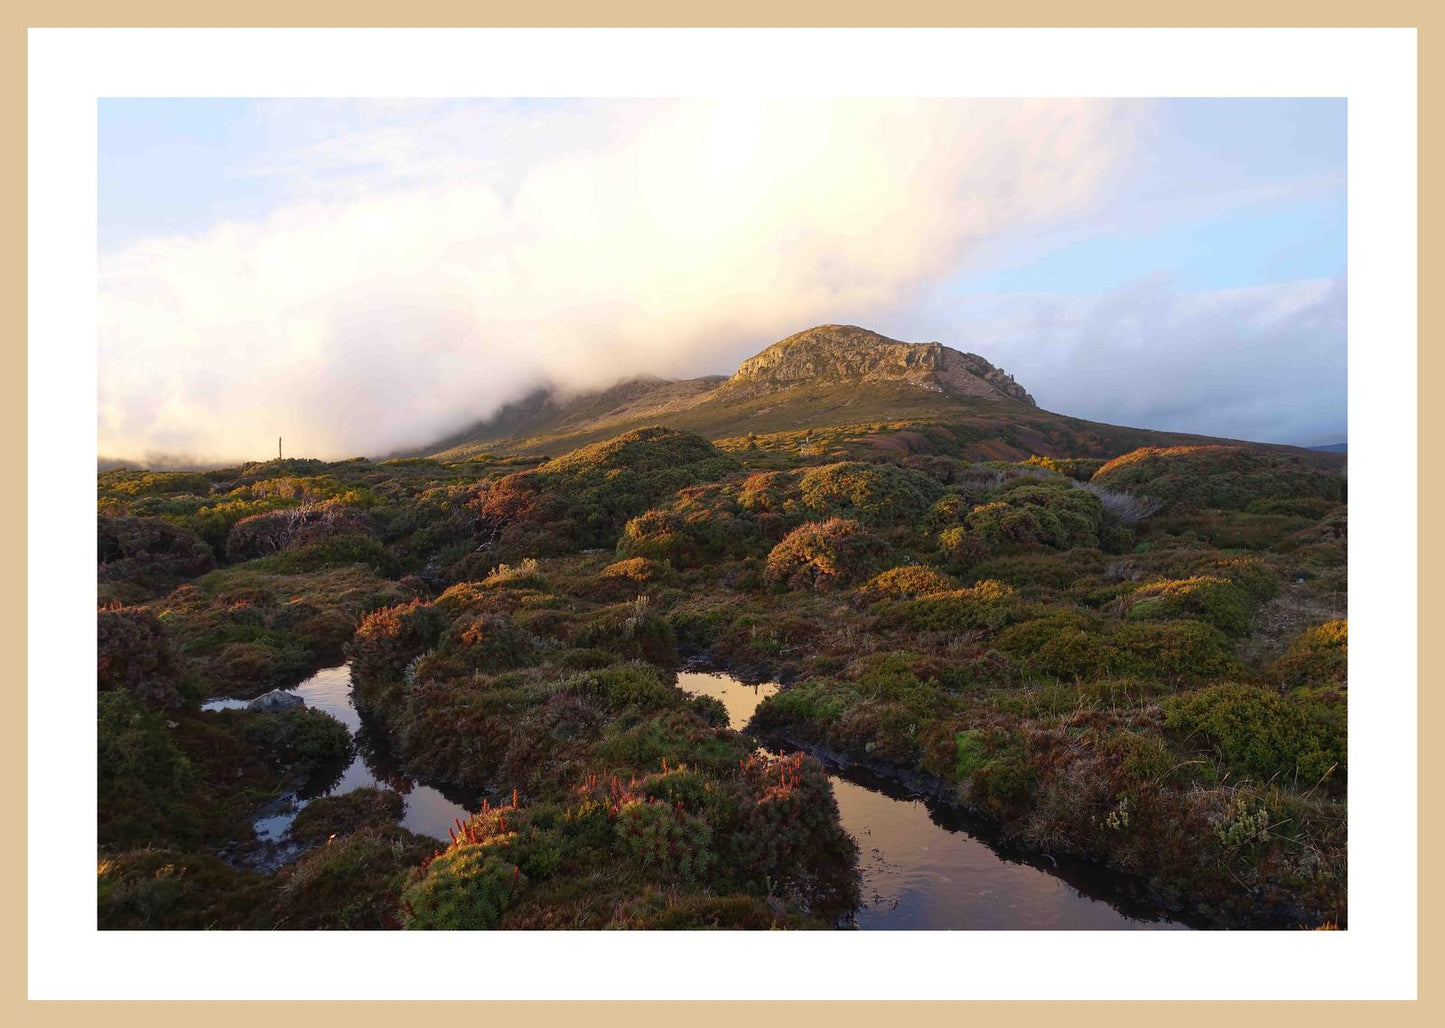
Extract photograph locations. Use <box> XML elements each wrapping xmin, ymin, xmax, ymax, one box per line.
<box><xmin>93</xmin><ymin>96</ymin><xmax>1350</xmax><ymax>933</ymax></box>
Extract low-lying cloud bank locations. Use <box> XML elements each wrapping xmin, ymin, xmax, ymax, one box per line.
<box><xmin>901</xmin><ymin>273</ymin><xmax>1346</xmax><ymax>448</ymax></box>
<box><xmin>99</xmin><ymin>99</ymin><xmax>1142</xmax><ymax>463</ymax></box>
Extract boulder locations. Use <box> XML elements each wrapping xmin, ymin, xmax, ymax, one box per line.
<box><xmin>247</xmin><ymin>689</ymin><xmax>305</xmax><ymax>712</ymax></box>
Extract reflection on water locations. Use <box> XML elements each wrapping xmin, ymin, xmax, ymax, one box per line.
<box><xmin>675</xmin><ymin>668</ymin><xmax>1187</xmax><ymax>932</ymax></box>
<box><xmin>203</xmin><ymin>665</ymin><xmax>475</xmax><ymax>844</ymax></box>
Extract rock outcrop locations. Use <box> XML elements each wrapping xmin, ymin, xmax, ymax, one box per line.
<box><xmin>720</xmin><ymin>325</ymin><xmax>1035</xmax><ymax>406</ymax></box>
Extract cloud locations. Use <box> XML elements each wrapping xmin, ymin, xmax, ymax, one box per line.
<box><xmin>910</xmin><ymin>274</ymin><xmax>1347</xmax><ymax>447</ymax></box>
<box><xmin>99</xmin><ymin>99</ymin><xmax>1142</xmax><ymax>461</ymax></box>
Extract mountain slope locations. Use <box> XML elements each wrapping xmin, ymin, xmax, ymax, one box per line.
<box><xmin>420</xmin><ymin>324</ymin><xmax>1340</xmax><ymax>466</ymax></box>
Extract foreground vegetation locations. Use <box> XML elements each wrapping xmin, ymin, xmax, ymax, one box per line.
<box><xmin>98</xmin><ymin>423</ymin><xmax>1347</xmax><ymax>929</ymax></box>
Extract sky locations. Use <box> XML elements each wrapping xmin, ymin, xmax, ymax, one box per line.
<box><xmin>98</xmin><ymin>98</ymin><xmax>1346</xmax><ymax>462</ymax></box>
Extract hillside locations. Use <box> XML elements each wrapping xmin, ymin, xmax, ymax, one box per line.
<box><xmin>421</xmin><ymin>325</ymin><xmax>1342</xmax><ymax>467</ymax></box>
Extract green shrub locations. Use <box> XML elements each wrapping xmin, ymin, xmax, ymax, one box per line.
<box><xmin>617</xmin><ymin>799</ymin><xmax>715</xmax><ymax>880</ymax></box>
<box><xmin>1092</xmin><ymin>446</ymin><xmax>1345</xmax><ymax>510</ymax></box>
<box><xmin>98</xmin><ymin>849</ymin><xmax>274</xmax><ymax>929</ymax></box>
<box><xmin>98</xmin><ymin>515</ymin><xmax>215</xmax><ymax>597</ymax></box>
<box><xmin>224</xmin><ymin>501</ymin><xmax>375</xmax><ymax>563</ymax></box>
<box><xmin>938</xmin><ymin>525</ymin><xmax>990</xmax><ymax>567</ymax></box>
<box><xmin>1164</xmin><ymin>682</ymin><xmax>1345</xmax><ymax>787</ymax></box>
<box><xmin>796</xmin><ymin>461</ymin><xmax>943</xmax><ymax>527</ymax></box>
<box><xmin>967</xmin><ymin>480</ymin><xmax>1105</xmax><ymax>550</ymax></box>
<box><xmin>97</xmin><ymin>692</ymin><xmax>197</xmax><ymax>850</ymax></box>
<box><xmin>882</xmin><ymin>580</ymin><xmax>1020</xmax><ymax>632</ymax></box>
<box><xmin>242</xmin><ymin>707</ymin><xmax>353</xmax><ymax>774</ymax></box>
<box><xmin>1122</xmin><ymin>575</ymin><xmax>1259</xmax><ymax>636</ymax></box>
<box><xmin>1110</xmin><ymin>619</ymin><xmax>1241</xmax><ymax>680</ymax></box>
<box><xmin>401</xmin><ymin>844</ymin><xmax>524</xmax><ymax>929</ymax></box>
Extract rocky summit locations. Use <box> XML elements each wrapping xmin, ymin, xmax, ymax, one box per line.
<box><xmin>721</xmin><ymin>325</ymin><xmax>1036</xmax><ymax>406</ymax></box>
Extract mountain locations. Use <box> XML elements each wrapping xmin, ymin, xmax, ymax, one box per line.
<box><xmin>421</xmin><ymin>324</ymin><xmax>1340</xmax><ymax>466</ymax></box>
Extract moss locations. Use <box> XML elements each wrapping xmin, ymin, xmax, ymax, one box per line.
<box><xmin>954</xmin><ymin>729</ymin><xmax>988</xmax><ymax>779</ymax></box>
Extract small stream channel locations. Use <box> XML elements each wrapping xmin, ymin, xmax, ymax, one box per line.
<box><xmin>207</xmin><ymin>663</ymin><xmax>1187</xmax><ymax>929</ymax></box>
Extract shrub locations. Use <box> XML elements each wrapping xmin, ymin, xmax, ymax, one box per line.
<box><xmin>481</xmin><ymin>558</ymin><xmax>545</xmax><ymax>589</ymax></box>
<box><xmin>242</xmin><ymin>707</ymin><xmax>353</xmax><ymax>775</ymax></box>
<box><xmin>1109</xmin><ymin>619</ymin><xmax>1241</xmax><ymax>680</ymax></box>
<box><xmin>854</xmin><ymin>565</ymin><xmax>957</xmax><ymax>605</ymax></box>
<box><xmin>348</xmin><ymin>601</ymin><xmax>448</xmax><ymax>683</ymax></box>
<box><xmin>98</xmin><ymin>849</ymin><xmax>275</xmax><ymax>930</ymax></box>
<box><xmin>968</xmin><ymin>481</ymin><xmax>1106</xmax><ymax>550</ymax></box>
<box><xmin>796</xmin><ymin>461</ymin><xmax>943</xmax><ymax>527</ymax></box>
<box><xmin>98</xmin><ymin>515</ymin><xmax>215</xmax><ymax>597</ymax></box>
<box><xmin>1023</xmin><ymin>455</ymin><xmax>1106</xmax><ymax>481</ymax></box>
<box><xmin>97</xmin><ymin>606</ymin><xmax>187</xmax><ymax>708</ymax></box>
<box><xmin>435</xmin><ymin>613</ymin><xmax>536</xmax><ymax>673</ymax></box>
<box><xmin>224</xmin><ymin>500</ymin><xmax>375</xmax><ymax>563</ymax></box>
<box><xmin>534</xmin><ymin>427</ymin><xmax>740</xmax><ymax>547</ymax></box>
<box><xmin>401</xmin><ymin>844</ymin><xmax>524</xmax><ymax>929</ymax></box>
<box><xmin>253</xmin><ymin>534</ymin><xmax>392</xmax><ymax>575</ymax></box>
<box><xmin>1164</xmin><ymin>682</ymin><xmax>1345</xmax><ymax>787</ymax></box>
<box><xmin>289</xmin><ymin>787</ymin><xmax>405</xmax><ymax>846</ymax></box>
<box><xmin>1092</xmin><ymin>446</ymin><xmax>1345</xmax><ymax>510</ymax></box>
<box><xmin>1122</xmin><ymin>575</ymin><xmax>1259</xmax><ymax>636</ymax></box>
<box><xmin>1266</xmin><ymin>620</ymin><xmax>1347</xmax><ymax>689</ymax></box>
<box><xmin>616</xmin><ymin>799</ymin><xmax>715</xmax><ymax>880</ymax></box>
<box><xmin>600</xmin><ymin>557</ymin><xmax>670</xmax><ymax>586</ymax></box>
<box><xmin>924</xmin><ymin>494</ymin><xmax>970</xmax><ymax>532</ymax></box>
<box><xmin>728</xmin><ymin>752</ymin><xmax>860</xmax><ymax>917</ymax></box>
<box><xmin>938</xmin><ymin>525</ymin><xmax>990</xmax><ymax>568</ymax></box>
<box><xmin>97</xmin><ymin>692</ymin><xmax>197</xmax><ymax>850</ymax></box>
<box><xmin>1077</xmin><ymin>482</ymin><xmax>1164</xmax><ymax>524</ymax></box>
<box><xmin>276</xmin><ymin>827</ymin><xmax>434</xmax><ymax>930</ymax></box>
<box><xmin>764</xmin><ymin>518</ymin><xmax>887</xmax><ymax>591</ymax></box>
<box><xmin>884</xmin><ymin>580</ymin><xmax>1020</xmax><ymax>635</ymax></box>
